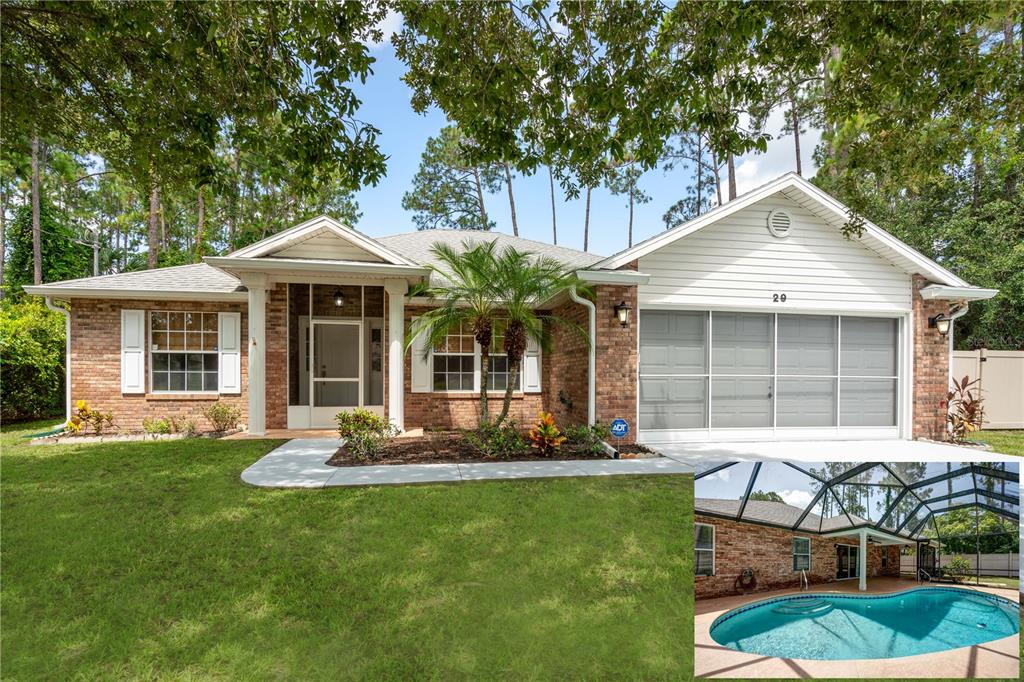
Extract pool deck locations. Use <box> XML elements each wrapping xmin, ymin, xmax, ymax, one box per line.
<box><xmin>695</xmin><ymin>578</ymin><xmax>1020</xmax><ymax>678</ymax></box>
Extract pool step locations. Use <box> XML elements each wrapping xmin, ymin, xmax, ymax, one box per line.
<box><xmin>772</xmin><ymin>599</ymin><xmax>834</xmax><ymax>616</ymax></box>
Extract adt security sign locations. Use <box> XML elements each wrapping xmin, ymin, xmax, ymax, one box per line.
<box><xmin>610</xmin><ymin>418</ymin><xmax>629</xmax><ymax>439</ymax></box>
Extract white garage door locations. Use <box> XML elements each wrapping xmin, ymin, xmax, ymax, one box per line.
<box><xmin>638</xmin><ymin>310</ymin><xmax>901</xmax><ymax>441</ymax></box>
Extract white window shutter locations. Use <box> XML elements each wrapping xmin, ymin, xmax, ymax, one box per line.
<box><xmin>121</xmin><ymin>309</ymin><xmax>146</xmax><ymax>394</ymax></box>
<box><xmin>218</xmin><ymin>312</ymin><xmax>242</xmax><ymax>394</ymax></box>
<box><xmin>410</xmin><ymin>316</ymin><xmax>432</xmax><ymax>393</ymax></box>
<box><xmin>523</xmin><ymin>336</ymin><xmax>542</xmax><ymax>393</ymax></box>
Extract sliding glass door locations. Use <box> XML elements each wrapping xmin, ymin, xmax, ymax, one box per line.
<box><xmin>638</xmin><ymin>310</ymin><xmax>900</xmax><ymax>436</ymax></box>
<box><xmin>836</xmin><ymin>545</ymin><xmax>860</xmax><ymax>580</ymax></box>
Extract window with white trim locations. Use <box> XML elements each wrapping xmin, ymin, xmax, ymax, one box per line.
<box><xmin>432</xmin><ymin>320</ymin><xmax>474</xmax><ymax>391</ymax></box>
<box><xmin>487</xmin><ymin>319</ymin><xmax>523</xmax><ymax>391</ymax></box>
<box><xmin>793</xmin><ymin>537</ymin><xmax>811</xmax><ymax>571</ymax></box>
<box><xmin>150</xmin><ymin>311</ymin><xmax>219</xmax><ymax>392</ymax></box>
<box><xmin>695</xmin><ymin>523</ymin><xmax>715</xmax><ymax>576</ymax></box>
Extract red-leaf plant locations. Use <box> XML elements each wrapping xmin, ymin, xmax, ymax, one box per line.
<box><xmin>941</xmin><ymin>375</ymin><xmax>984</xmax><ymax>444</ymax></box>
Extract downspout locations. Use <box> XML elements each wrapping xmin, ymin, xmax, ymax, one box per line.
<box><xmin>569</xmin><ymin>286</ymin><xmax>596</xmax><ymax>426</ymax></box>
<box><xmin>946</xmin><ymin>303</ymin><xmax>969</xmax><ymax>389</ymax></box>
<box><xmin>44</xmin><ymin>296</ymin><xmax>71</xmax><ymax>427</ymax></box>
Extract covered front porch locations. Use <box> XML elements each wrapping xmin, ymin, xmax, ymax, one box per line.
<box><xmin>204</xmin><ymin>216</ymin><xmax>430</xmax><ymax>436</ymax></box>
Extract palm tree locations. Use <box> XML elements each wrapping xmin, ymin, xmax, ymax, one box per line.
<box><xmin>491</xmin><ymin>247</ymin><xmax>590</xmax><ymax>426</ymax></box>
<box><xmin>406</xmin><ymin>240</ymin><xmax>504</xmax><ymax>427</ymax></box>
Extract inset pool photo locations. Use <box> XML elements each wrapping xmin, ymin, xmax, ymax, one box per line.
<box><xmin>693</xmin><ymin>460</ymin><xmax>1021</xmax><ymax>678</ymax></box>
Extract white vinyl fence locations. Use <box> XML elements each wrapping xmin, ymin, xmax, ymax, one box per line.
<box><xmin>952</xmin><ymin>350</ymin><xmax>1024</xmax><ymax>429</ymax></box>
<box><xmin>900</xmin><ymin>553</ymin><xmax>1019</xmax><ymax>578</ymax></box>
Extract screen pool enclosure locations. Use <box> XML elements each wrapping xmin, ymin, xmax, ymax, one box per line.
<box><xmin>696</xmin><ymin>461</ymin><xmax>1019</xmax><ymax>585</ymax></box>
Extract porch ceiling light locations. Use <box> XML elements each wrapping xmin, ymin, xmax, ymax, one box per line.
<box><xmin>929</xmin><ymin>313</ymin><xmax>951</xmax><ymax>336</ymax></box>
<box><xmin>333</xmin><ymin>288</ymin><xmax>345</xmax><ymax>308</ymax></box>
<box><xmin>614</xmin><ymin>300</ymin><xmax>632</xmax><ymax>327</ymax></box>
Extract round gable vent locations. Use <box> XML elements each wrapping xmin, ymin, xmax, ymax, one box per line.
<box><xmin>767</xmin><ymin>209</ymin><xmax>792</xmax><ymax>238</ymax></box>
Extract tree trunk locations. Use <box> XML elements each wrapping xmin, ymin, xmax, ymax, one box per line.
<box><xmin>548</xmin><ymin>166</ymin><xmax>558</xmax><ymax>245</ymax></box>
<box><xmin>229</xmin><ymin>146</ymin><xmax>240</xmax><ymax>246</ymax></box>
<box><xmin>696</xmin><ymin>137</ymin><xmax>704</xmax><ymax>213</ymax></box>
<box><xmin>195</xmin><ymin>185</ymin><xmax>206</xmax><ymax>262</ymax></box>
<box><xmin>148</xmin><ymin>184</ymin><xmax>159</xmax><ymax>269</ymax></box>
<box><xmin>628</xmin><ymin>178</ymin><xmax>634</xmax><ymax>248</ymax></box>
<box><xmin>726</xmin><ymin>153</ymin><xmax>737</xmax><ymax>201</ymax></box>
<box><xmin>583</xmin><ymin>186</ymin><xmax>592</xmax><ymax>251</ymax></box>
<box><xmin>791</xmin><ymin>93</ymin><xmax>803</xmax><ymax>176</ymax></box>
<box><xmin>479</xmin><ymin>346</ymin><xmax>490</xmax><ymax>427</ymax></box>
<box><xmin>31</xmin><ymin>133</ymin><xmax>42</xmax><ymax>285</ymax></box>
<box><xmin>495</xmin><ymin>359</ymin><xmax>521</xmax><ymax>426</ymax></box>
<box><xmin>712</xmin><ymin>149</ymin><xmax>723</xmax><ymax>205</ymax></box>
<box><xmin>0</xmin><ymin>192</ymin><xmax>8</xmax><ymax>297</ymax></box>
<box><xmin>471</xmin><ymin>167</ymin><xmax>488</xmax><ymax>228</ymax></box>
<box><xmin>503</xmin><ymin>162</ymin><xmax>519</xmax><ymax>236</ymax></box>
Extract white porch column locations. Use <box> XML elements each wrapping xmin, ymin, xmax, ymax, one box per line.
<box><xmin>242</xmin><ymin>273</ymin><xmax>270</xmax><ymax>436</ymax></box>
<box><xmin>384</xmin><ymin>278</ymin><xmax>408</xmax><ymax>432</ymax></box>
<box><xmin>858</xmin><ymin>529</ymin><xmax>868</xmax><ymax>592</ymax></box>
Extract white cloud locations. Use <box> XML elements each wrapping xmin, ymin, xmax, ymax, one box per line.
<box><xmin>367</xmin><ymin>9</ymin><xmax>403</xmax><ymax>50</ymax></box>
<box><xmin>777</xmin><ymin>489</ymin><xmax>815</xmax><ymax>508</ymax></box>
<box><xmin>733</xmin><ymin>107</ymin><xmax>822</xmax><ymax>194</ymax></box>
<box><xmin>712</xmin><ymin>467</ymin><xmax>731</xmax><ymax>482</ymax></box>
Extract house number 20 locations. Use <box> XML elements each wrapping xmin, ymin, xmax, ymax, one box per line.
<box><xmin>772</xmin><ymin>293</ymin><xmax>788</xmax><ymax>303</ymax></box>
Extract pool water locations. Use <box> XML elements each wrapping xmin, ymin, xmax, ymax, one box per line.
<box><xmin>710</xmin><ymin>587</ymin><xmax>1020</xmax><ymax>660</ymax></box>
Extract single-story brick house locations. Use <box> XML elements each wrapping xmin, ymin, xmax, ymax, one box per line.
<box><xmin>26</xmin><ymin>173</ymin><xmax>997</xmax><ymax>439</ymax></box>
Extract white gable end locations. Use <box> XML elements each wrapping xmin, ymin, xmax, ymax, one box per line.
<box><xmin>638</xmin><ymin>194</ymin><xmax>912</xmax><ymax>312</ymax></box>
<box><xmin>271</xmin><ymin>229</ymin><xmax>384</xmax><ymax>262</ymax></box>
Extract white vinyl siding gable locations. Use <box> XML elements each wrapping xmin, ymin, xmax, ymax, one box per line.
<box><xmin>638</xmin><ymin>195</ymin><xmax>912</xmax><ymax>312</ymax></box>
<box><xmin>271</xmin><ymin>232</ymin><xmax>385</xmax><ymax>261</ymax></box>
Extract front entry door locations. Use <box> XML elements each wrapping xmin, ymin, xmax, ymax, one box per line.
<box><xmin>836</xmin><ymin>545</ymin><xmax>860</xmax><ymax>580</ymax></box>
<box><xmin>310</xmin><ymin>319</ymin><xmax>361</xmax><ymax>427</ymax></box>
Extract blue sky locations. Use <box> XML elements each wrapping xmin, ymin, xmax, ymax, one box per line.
<box><xmin>352</xmin><ymin>20</ymin><xmax>821</xmax><ymax>258</ymax></box>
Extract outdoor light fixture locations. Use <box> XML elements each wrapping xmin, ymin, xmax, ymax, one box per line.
<box><xmin>333</xmin><ymin>288</ymin><xmax>345</xmax><ymax>308</ymax></box>
<box><xmin>614</xmin><ymin>300</ymin><xmax>632</xmax><ymax>327</ymax></box>
<box><xmin>929</xmin><ymin>313</ymin><xmax>951</xmax><ymax>337</ymax></box>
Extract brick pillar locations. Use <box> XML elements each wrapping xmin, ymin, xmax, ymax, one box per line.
<box><xmin>912</xmin><ymin>275</ymin><xmax>952</xmax><ymax>440</ymax></box>
<box><xmin>593</xmin><ymin>282</ymin><xmax>638</xmax><ymax>444</ymax></box>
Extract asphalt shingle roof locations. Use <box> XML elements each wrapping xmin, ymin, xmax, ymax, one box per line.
<box><xmin>695</xmin><ymin>498</ymin><xmax>870</xmax><ymax>534</ymax></box>
<box><xmin>32</xmin><ymin>263</ymin><xmax>244</xmax><ymax>294</ymax></box>
<box><xmin>378</xmin><ymin>230</ymin><xmax>603</xmax><ymax>271</ymax></box>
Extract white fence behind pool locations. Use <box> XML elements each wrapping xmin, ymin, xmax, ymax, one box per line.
<box><xmin>900</xmin><ymin>553</ymin><xmax>1019</xmax><ymax>577</ymax></box>
<box><xmin>953</xmin><ymin>350</ymin><xmax>1024</xmax><ymax>429</ymax></box>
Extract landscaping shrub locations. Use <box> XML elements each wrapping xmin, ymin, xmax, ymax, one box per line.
<box><xmin>142</xmin><ymin>417</ymin><xmax>174</xmax><ymax>434</ymax></box>
<box><xmin>528</xmin><ymin>412</ymin><xmax>566</xmax><ymax>457</ymax></box>
<box><xmin>337</xmin><ymin>408</ymin><xmax>399</xmax><ymax>460</ymax></box>
<box><xmin>203</xmin><ymin>403</ymin><xmax>241</xmax><ymax>432</ymax></box>
<box><xmin>943</xmin><ymin>375</ymin><xmax>984</xmax><ymax>444</ymax></box>
<box><xmin>67</xmin><ymin>400</ymin><xmax>115</xmax><ymax>435</ymax></box>
<box><xmin>945</xmin><ymin>555</ymin><xmax>972</xmax><ymax>583</ymax></box>
<box><xmin>0</xmin><ymin>299</ymin><xmax>66</xmax><ymax>422</ymax></box>
<box><xmin>465</xmin><ymin>421</ymin><xmax>528</xmax><ymax>459</ymax></box>
<box><xmin>563</xmin><ymin>422</ymin><xmax>612</xmax><ymax>455</ymax></box>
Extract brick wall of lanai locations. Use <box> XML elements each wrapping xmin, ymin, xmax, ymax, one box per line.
<box><xmin>694</xmin><ymin>514</ymin><xmax>901</xmax><ymax>600</ymax></box>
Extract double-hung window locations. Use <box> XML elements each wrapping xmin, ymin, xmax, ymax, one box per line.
<box><xmin>433</xmin><ymin>320</ymin><xmax>475</xmax><ymax>391</ymax></box>
<box><xmin>150</xmin><ymin>311</ymin><xmax>219</xmax><ymax>392</ymax></box>
<box><xmin>793</xmin><ymin>537</ymin><xmax>811</xmax><ymax>572</ymax></box>
<box><xmin>695</xmin><ymin>523</ymin><xmax>715</xmax><ymax>576</ymax></box>
<box><xmin>487</xmin><ymin>319</ymin><xmax>522</xmax><ymax>391</ymax></box>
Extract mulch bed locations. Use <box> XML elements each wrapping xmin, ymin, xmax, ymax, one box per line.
<box><xmin>326</xmin><ymin>432</ymin><xmax>654</xmax><ymax>467</ymax></box>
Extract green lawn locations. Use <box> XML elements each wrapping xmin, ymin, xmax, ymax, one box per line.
<box><xmin>1</xmin><ymin>419</ymin><xmax>692</xmax><ymax>680</ymax></box>
<box><xmin>975</xmin><ymin>430</ymin><xmax>1024</xmax><ymax>457</ymax></box>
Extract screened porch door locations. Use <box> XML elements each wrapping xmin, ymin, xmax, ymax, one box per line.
<box><xmin>307</xmin><ymin>319</ymin><xmax>362</xmax><ymax>428</ymax></box>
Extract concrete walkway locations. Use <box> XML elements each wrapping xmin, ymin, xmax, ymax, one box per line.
<box><xmin>240</xmin><ymin>438</ymin><xmax>694</xmax><ymax>488</ymax></box>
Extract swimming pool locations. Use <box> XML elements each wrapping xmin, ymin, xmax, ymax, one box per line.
<box><xmin>710</xmin><ymin>587</ymin><xmax>1020</xmax><ymax>660</ymax></box>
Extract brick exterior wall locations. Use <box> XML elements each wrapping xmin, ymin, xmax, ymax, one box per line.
<box><xmin>402</xmin><ymin>305</ymin><xmax>545</xmax><ymax>430</ymax></box>
<box><xmin>694</xmin><ymin>514</ymin><xmax>902</xmax><ymax>600</ymax></box>
<box><xmin>912</xmin><ymin>275</ymin><xmax>953</xmax><ymax>441</ymax></box>
<box><xmin>593</xmin><ymin>278</ymin><xmax>639</xmax><ymax>444</ymax></box>
<box><xmin>545</xmin><ymin>298</ymin><xmax>590</xmax><ymax>427</ymax></box>
<box><xmin>266</xmin><ymin>283</ymin><xmax>288</xmax><ymax>429</ymax></box>
<box><xmin>68</xmin><ymin>298</ymin><xmax>248</xmax><ymax>433</ymax></box>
